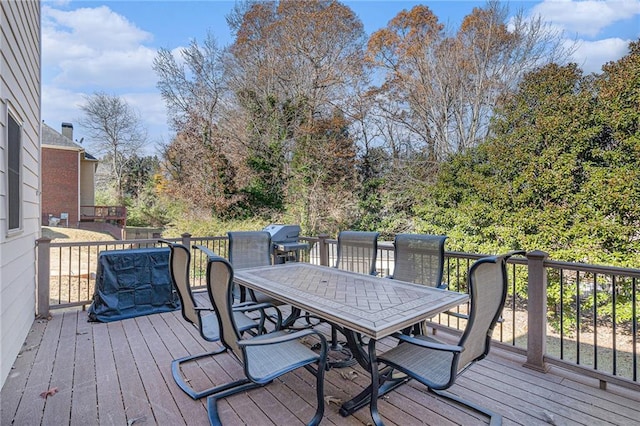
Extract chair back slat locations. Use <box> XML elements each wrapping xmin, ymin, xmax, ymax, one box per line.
<box><xmin>168</xmin><ymin>243</ymin><xmax>199</xmax><ymax>326</ymax></box>
<box><xmin>228</xmin><ymin>231</ymin><xmax>277</xmax><ymax>303</ymax></box>
<box><xmin>393</xmin><ymin>234</ymin><xmax>447</xmax><ymax>286</ymax></box>
<box><xmin>206</xmin><ymin>254</ymin><xmax>244</xmax><ymax>362</ymax></box>
<box><xmin>228</xmin><ymin>231</ymin><xmax>272</xmax><ymax>269</ymax></box>
<box><xmin>335</xmin><ymin>231</ymin><xmax>379</xmax><ymax>275</ymax></box>
<box><xmin>457</xmin><ymin>256</ymin><xmax>508</xmax><ymax>370</ymax></box>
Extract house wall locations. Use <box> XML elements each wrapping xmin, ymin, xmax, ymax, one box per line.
<box><xmin>41</xmin><ymin>147</ymin><xmax>80</xmax><ymax>226</ymax></box>
<box><xmin>79</xmin><ymin>158</ymin><xmax>96</xmax><ymax>207</ymax></box>
<box><xmin>0</xmin><ymin>1</ymin><xmax>41</xmax><ymax>388</ymax></box>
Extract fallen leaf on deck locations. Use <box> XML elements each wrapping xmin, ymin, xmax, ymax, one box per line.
<box><xmin>340</xmin><ymin>370</ymin><xmax>358</xmax><ymax>381</ymax></box>
<box><xmin>324</xmin><ymin>395</ymin><xmax>342</xmax><ymax>405</ymax></box>
<box><xmin>40</xmin><ymin>387</ymin><xmax>58</xmax><ymax>399</ymax></box>
<box><xmin>541</xmin><ymin>411</ymin><xmax>557</xmax><ymax>425</ymax></box>
<box><xmin>127</xmin><ymin>415</ymin><xmax>146</xmax><ymax>425</ymax></box>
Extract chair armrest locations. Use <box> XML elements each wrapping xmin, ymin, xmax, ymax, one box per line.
<box><xmin>440</xmin><ymin>311</ymin><xmax>502</xmax><ymax>323</ymax></box>
<box><xmin>233</xmin><ymin>302</ymin><xmax>283</xmax><ymax>330</ymax></box>
<box><xmin>392</xmin><ymin>332</ymin><xmax>464</xmax><ymax>353</ymax></box>
<box><xmin>443</xmin><ymin>310</ymin><xmax>468</xmax><ymax>320</ymax></box>
<box><xmin>196</xmin><ymin>304</ymin><xmax>261</xmax><ymax>313</ymax></box>
<box><xmin>233</xmin><ymin>301</ymin><xmax>259</xmax><ymax>308</ymax></box>
<box><xmin>233</xmin><ymin>302</ymin><xmax>281</xmax><ymax>313</ymax></box>
<box><xmin>239</xmin><ymin>329</ymin><xmax>327</xmax><ymax>347</ymax></box>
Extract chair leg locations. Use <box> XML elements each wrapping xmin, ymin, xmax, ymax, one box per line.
<box><xmin>206</xmin><ymin>364</ymin><xmax>326</xmax><ymax>426</ymax></box>
<box><xmin>171</xmin><ymin>347</ymin><xmax>230</xmax><ymax>399</ymax></box>
<box><xmin>309</xmin><ymin>353</ymin><xmax>327</xmax><ymax>426</ymax></box>
<box><xmin>207</xmin><ymin>380</ymin><xmax>262</xmax><ymax>425</ymax></box>
<box><xmin>432</xmin><ymin>389</ymin><xmax>502</xmax><ymax>426</ymax></box>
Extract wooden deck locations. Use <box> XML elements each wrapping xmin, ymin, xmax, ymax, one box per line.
<box><xmin>2</xmin><ymin>297</ymin><xmax>639</xmax><ymax>425</ymax></box>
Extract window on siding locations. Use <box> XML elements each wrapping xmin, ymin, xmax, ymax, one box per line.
<box><xmin>7</xmin><ymin>113</ymin><xmax>22</xmax><ymax>231</ymax></box>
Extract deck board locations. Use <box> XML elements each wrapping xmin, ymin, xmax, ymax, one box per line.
<box><xmin>2</xmin><ymin>306</ymin><xmax>639</xmax><ymax>426</ymax></box>
<box><xmin>42</xmin><ymin>311</ymin><xmax>76</xmax><ymax>425</ymax></box>
<box><xmin>12</xmin><ymin>312</ymin><xmax>63</xmax><ymax>425</ymax></box>
<box><xmin>93</xmin><ymin>314</ymin><xmax>127</xmax><ymax>426</ymax></box>
<box><xmin>71</xmin><ymin>313</ymin><xmax>98</xmax><ymax>425</ymax></box>
<box><xmin>122</xmin><ymin>316</ymin><xmax>186</xmax><ymax>425</ymax></box>
<box><xmin>108</xmin><ymin>320</ymin><xmax>155</xmax><ymax>423</ymax></box>
<box><xmin>1</xmin><ymin>317</ymin><xmax>47</xmax><ymax>421</ymax></box>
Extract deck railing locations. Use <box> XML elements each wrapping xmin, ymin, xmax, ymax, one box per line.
<box><xmin>80</xmin><ymin>205</ymin><xmax>127</xmax><ymax>227</ymax></box>
<box><xmin>36</xmin><ymin>233</ymin><xmax>639</xmax><ymax>392</ymax></box>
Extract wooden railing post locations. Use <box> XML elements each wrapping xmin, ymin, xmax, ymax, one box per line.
<box><xmin>318</xmin><ymin>234</ymin><xmax>330</xmax><ymax>267</ymax></box>
<box><xmin>181</xmin><ymin>232</ymin><xmax>192</xmax><ymax>248</ymax></box>
<box><xmin>36</xmin><ymin>237</ymin><xmax>51</xmax><ymax>318</ymax></box>
<box><xmin>524</xmin><ymin>250</ymin><xmax>550</xmax><ymax>372</ymax></box>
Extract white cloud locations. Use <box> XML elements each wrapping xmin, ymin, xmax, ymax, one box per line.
<box><xmin>43</xmin><ymin>5</ymin><xmax>152</xmax><ymax>51</ymax></box>
<box><xmin>42</xmin><ymin>5</ymin><xmax>157</xmax><ymax>89</ymax></box>
<box><xmin>42</xmin><ymin>4</ymin><xmax>171</xmax><ymax>150</ymax></box>
<box><xmin>53</xmin><ymin>46</ymin><xmax>159</xmax><ymax>88</ymax></box>
<box><xmin>531</xmin><ymin>0</ymin><xmax>640</xmax><ymax>38</ymax></box>
<box><xmin>569</xmin><ymin>37</ymin><xmax>632</xmax><ymax>73</ymax></box>
<box><xmin>42</xmin><ymin>85</ymin><xmax>84</xmax><ymax>124</ymax></box>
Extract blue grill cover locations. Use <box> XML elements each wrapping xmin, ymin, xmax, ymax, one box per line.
<box><xmin>88</xmin><ymin>247</ymin><xmax>180</xmax><ymax>322</ymax></box>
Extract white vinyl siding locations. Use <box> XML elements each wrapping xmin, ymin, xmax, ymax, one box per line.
<box><xmin>0</xmin><ymin>0</ymin><xmax>41</xmax><ymax>388</ymax></box>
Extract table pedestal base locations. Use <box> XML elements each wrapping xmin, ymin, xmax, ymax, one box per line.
<box><xmin>339</xmin><ymin>372</ymin><xmax>409</xmax><ymax>417</ymax></box>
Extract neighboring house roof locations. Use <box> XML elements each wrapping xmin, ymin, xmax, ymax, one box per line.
<box><xmin>41</xmin><ymin>122</ymin><xmax>98</xmax><ymax>161</ymax></box>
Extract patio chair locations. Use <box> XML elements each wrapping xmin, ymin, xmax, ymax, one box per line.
<box><xmin>228</xmin><ymin>230</ymin><xmax>308</xmax><ymax>328</ymax></box>
<box><xmin>389</xmin><ymin>233</ymin><xmax>448</xmax><ymax>335</ymax></box>
<box><xmin>367</xmin><ymin>250</ymin><xmax>526</xmax><ymax>426</ymax></box>
<box><xmin>335</xmin><ymin>230</ymin><xmax>380</xmax><ymax>275</ymax></box>
<box><xmin>228</xmin><ymin>231</ymin><xmax>280</xmax><ymax>305</ymax></box>
<box><xmin>328</xmin><ymin>230</ymin><xmax>380</xmax><ymax>367</ymax></box>
<box><xmin>390</xmin><ymin>234</ymin><xmax>447</xmax><ymax>288</ymax></box>
<box><xmin>197</xmin><ymin>246</ymin><xmax>328</xmax><ymax>426</ymax></box>
<box><xmin>160</xmin><ymin>240</ymin><xmax>266</xmax><ymax>400</ymax></box>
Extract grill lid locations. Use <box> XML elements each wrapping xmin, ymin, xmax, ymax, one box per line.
<box><xmin>262</xmin><ymin>224</ymin><xmax>301</xmax><ymax>243</ymax></box>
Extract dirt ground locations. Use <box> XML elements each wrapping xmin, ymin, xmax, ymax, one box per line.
<box><xmin>43</xmin><ymin>226</ymin><xmax>117</xmax><ymax>307</ymax></box>
<box><xmin>42</xmin><ymin>226</ymin><xmax>117</xmax><ymax>242</ymax></box>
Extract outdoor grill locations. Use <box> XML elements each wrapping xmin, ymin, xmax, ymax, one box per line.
<box><xmin>263</xmin><ymin>224</ymin><xmax>309</xmax><ymax>263</ymax></box>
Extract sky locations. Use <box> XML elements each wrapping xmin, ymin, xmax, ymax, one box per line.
<box><xmin>41</xmin><ymin>0</ymin><xmax>640</xmax><ymax>154</ymax></box>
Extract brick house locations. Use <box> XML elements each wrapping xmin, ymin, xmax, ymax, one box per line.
<box><xmin>41</xmin><ymin>122</ymin><xmax>98</xmax><ymax>227</ymax></box>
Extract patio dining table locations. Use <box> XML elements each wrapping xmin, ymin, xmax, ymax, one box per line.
<box><xmin>233</xmin><ymin>262</ymin><xmax>469</xmax><ymax>418</ymax></box>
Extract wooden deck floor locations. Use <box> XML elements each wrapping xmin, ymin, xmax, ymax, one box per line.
<box><xmin>2</xmin><ymin>299</ymin><xmax>639</xmax><ymax>425</ymax></box>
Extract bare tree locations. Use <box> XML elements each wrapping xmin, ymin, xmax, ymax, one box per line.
<box><xmin>153</xmin><ymin>32</ymin><xmax>225</xmax><ymax>135</ymax></box>
<box><xmin>366</xmin><ymin>1</ymin><xmax>572</xmax><ymax>163</ymax></box>
<box><xmin>153</xmin><ymin>34</ymin><xmax>239</xmax><ymax>215</ymax></box>
<box><xmin>225</xmin><ymin>0</ymin><xmax>367</xmax><ymax>227</ymax></box>
<box><xmin>226</xmin><ymin>0</ymin><xmax>366</xmax><ymax>117</ymax></box>
<box><xmin>79</xmin><ymin>92</ymin><xmax>147</xmax><ymax>203</ymax></box>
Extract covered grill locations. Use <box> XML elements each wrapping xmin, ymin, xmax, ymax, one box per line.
<box><xmin>263</xmin><ymin>224</ymin><xmax>309</xmax><ymax>263</ymax></box>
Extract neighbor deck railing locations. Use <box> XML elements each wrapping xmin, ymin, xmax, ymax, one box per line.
<box><xmin>80</xmin><ymin>205</ymin><xmax>127</xmax><ymax>223</ymax></box>
<box><xmin>36</xmin><ymin>233</ymin><xmax>639</xmax><ymax>392</ymax></box>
